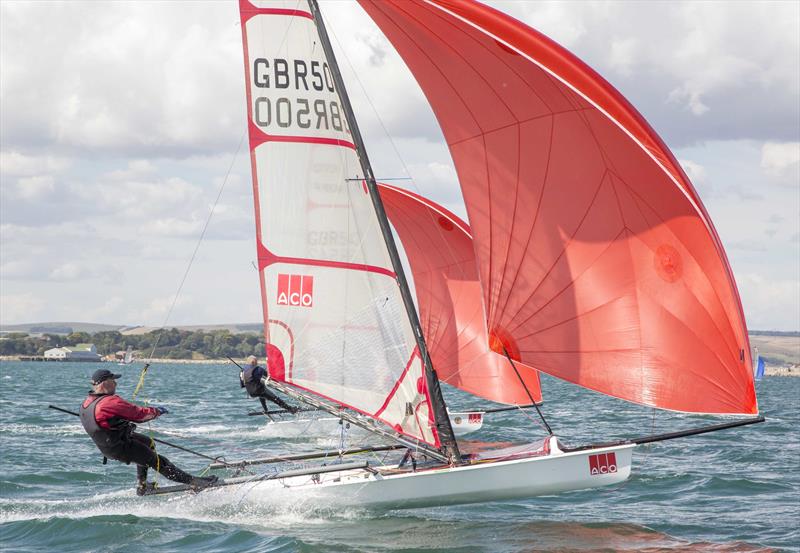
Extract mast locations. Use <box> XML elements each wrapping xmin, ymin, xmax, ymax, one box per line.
<box><xmin>307</xmin><ymin>0</ymin><xmax>460</xmax><ymax>463</ymax></box>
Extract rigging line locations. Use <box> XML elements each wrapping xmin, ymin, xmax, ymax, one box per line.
<box><xmin>134</xmin><ymin>130</ymin><xmax>246</xmax><ymax>394</ymax></box>
<box><xmin>501</xmin><ymin>345</ymin><xmax>552</xmax><ymax>435</ymax></box>
<box><xmin>150</xmin><ymin>129</ymin><xmax>247</xmax><ymax>357</ymax></box>
<box><xmin>326</xmin><ymin>21</ymin><xmax>470</xmax><ymax>284</ymax></box>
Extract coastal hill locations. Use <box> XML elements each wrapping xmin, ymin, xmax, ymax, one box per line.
<box><xmin>1</xmin><ymin>322</ymin><xmax>797</xmax><ymax>370</ymax></box>
<box><xmin>0</xmin><ymin>322</ymin><xmax>264</xmax><ymax>335</ymax></box>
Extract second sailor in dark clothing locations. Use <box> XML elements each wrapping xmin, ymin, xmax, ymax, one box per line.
<box><xmin>80</xmin><ymin>368</ymin><xmax>217</xmax><ymax>496</ymax></box>
<box><xmin>240</xmin><ymin>355</ymin><xmax>299</xmax><ymax>414</ymax></box>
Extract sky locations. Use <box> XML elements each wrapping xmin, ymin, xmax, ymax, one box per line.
<box><xmin>1</xmin><ymin>0</ymin><xmax>798</xmax><ymax>331</ymax></box>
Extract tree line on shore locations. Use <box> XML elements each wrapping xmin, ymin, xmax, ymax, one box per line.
<box><xmin>0</xmin><ymin>329</ymin><xmax>266</xmax><ymax>359</ymax></box>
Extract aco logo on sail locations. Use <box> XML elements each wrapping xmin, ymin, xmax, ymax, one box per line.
<box><xmin>588</xmin><ymin>452</ymin><xmax>617</xmax><ymax>475</ymax></box>
<box><xmin>277</xmin><ymin>274</ymin><xmax>314</xmax><ymax>308</ymax></box>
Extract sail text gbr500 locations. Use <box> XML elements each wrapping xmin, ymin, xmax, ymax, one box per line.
<box><xmin>239</xmin><ymin>0</ymin><xmax>458</xmax><ymax>462</ymax></box>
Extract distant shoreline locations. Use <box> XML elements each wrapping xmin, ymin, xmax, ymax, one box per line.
<box><xmin>0</xmin><ymin>356</ymin><xmax>242</xmax><ymax>365</ymax></box>
<box><xmin>1</xmin><ymin>355</ymin><xmax>797</xmax><ymax>376</ymax></box>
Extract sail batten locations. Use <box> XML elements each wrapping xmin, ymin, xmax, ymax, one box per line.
<box><xmin>361</xmin><ymin>0</ymin><xmax>756</xmax><ymax>415</ymax></box>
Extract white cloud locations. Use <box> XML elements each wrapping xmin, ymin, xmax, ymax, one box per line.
<box><xmin>0</xmin><ymin>293</ymin><xmax>46</xmax><ymax>324</ymax></box>
<box><xmin>143</xmin><ymin>217</ymin><xmax>204</xmax><ymax>238</ymax></box>
<box><xmin>14</xmin><ymin>175</ymin><xmax>55</xmax><ymax>200</ymax></box>
<box><xmin>608</xmin><ymin>37</ymin><xmax>638</xmax><ymax>77</ymax></box>
<box><xmin>761</xmin><ymin>142</ymin><xmax>800</xmax><ymax>178</ymax></box>
<box><xmin>0</xmin><ymin>1</ymin><xmax>244</xmax><ymax>158</ymax></box>
<box><xmin>738</xmin><ymin>273</ymin><xmax>800</xmax><ymax>331</ymax></box>
<box><xmin>679</xmin><ymin>159</ymin><xmax>711</xmax><ymax>196</ymax></box>
<box><xmin>87</xmin><ymin>296</ymin><xmax>124</xmax><ymax>321</ymax></box>
<box><xmin>512</xmin><ymin>1</ymin><xmax>800</xmax><ymax>145</ymax></box>
<box><xmin>134</xmin><ymin>294</ymin><xmax>192</xmax><ymax>328</ymax></box>
<box><xmin>0</xmin><ymin>259</ymin><xmax>36</xmax><ymax>280</ymax></box>
<box><xmin>0</xmin><ymin>151</ymin><xmax>72</xmax><ymax>176</ymax></box>
<box><xmin>48</xmin><ymin>263</ymin><xmax>85</xmax><ymax>281</ymax></box>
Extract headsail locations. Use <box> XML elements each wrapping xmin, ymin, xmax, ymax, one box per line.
<box><xmin>360</xmin><ymin>0</ymin><xmax>757</xmax><ymax>415</ymax></box>
<box><xmin>239</xmin><ymin>0</ymin><xmax>442</xmax><ymax>446</ymax></box>
<box><xmin>379</xmin><ymin>183</ymin><xmax>542</xmax><ymax>405</ymax></box>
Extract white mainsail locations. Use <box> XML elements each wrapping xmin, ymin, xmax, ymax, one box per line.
<box><xmin>240</xmin><ymin>0</ymin><xmax>439</xmax><ymax>447</ymax></box>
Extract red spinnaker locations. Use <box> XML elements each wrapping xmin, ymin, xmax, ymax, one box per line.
<box><xmin>379</xmin><ymin>183</ymin><xmax>542</xmax><ymax>405</ymax></box>
<box><xmin>361</xmin><ymin>0</ymin><xmax>757</xmax><ymax>414</ymax></box>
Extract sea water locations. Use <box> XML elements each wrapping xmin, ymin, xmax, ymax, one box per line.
<box><xmin>0</xmin><ymin>361</ymin><xmax>797</xmax><ymax>552</ymax></box>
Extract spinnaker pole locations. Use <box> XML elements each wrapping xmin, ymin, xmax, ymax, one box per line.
<box><xmin>307</xmin><ymin>0</ymin><xmax>460</xmax><ymax>463</ymax></box>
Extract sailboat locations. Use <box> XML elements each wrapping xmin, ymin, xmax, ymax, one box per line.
<box><xmin>117</xmin><ymin>345</ymin><xmax>134</xmax><ymax>366</ymax></box>
<box><xmin>146</xmin><ymin>0</ymin><xmax>763</xmax><ymax>507</ymax></box>
<box><xmin>754</xmin><ymin>348</ymin><xmax>766</xmax><ymax>381</ymax></box>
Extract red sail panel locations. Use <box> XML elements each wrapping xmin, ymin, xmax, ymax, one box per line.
<box><xmin>360</xmin><ymin>0</ymin><xmax>757</xmax><ymax>415</ymax></box>
<box><xmin>379</xmin><ymin>183</ymin><xmax>542</xmax><ymax>405</ymax></box>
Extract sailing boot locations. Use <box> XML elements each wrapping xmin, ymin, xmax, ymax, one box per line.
<box><xmin>190</xmin><ymin>475</ymin><xmax>219</xmax><ymax>491</ymax></box>
<box><xmin>136</xmin><ymin>480</ymin><xmax>157</xmax><ymax>496</ymax></box>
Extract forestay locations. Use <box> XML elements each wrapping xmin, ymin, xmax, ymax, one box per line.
<box><xmin>239</xmin><ymin>0</ymin><xmax>439</xmax><ymax>446</ymax></box>
<box><xmin>361</xmin><ymin>0</ymin><xmax>757</xmax><ymax>415</ymax></box>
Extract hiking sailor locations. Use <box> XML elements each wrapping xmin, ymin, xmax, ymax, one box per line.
<box><xmin>79</xmin><ymin>368</ymin><xmax>217</xmax><ymax>496</ymax></box>
<box><xmin>240</xmin><ymin>355</ymin><xmax>299</xmax><ymax>414</ymax></box>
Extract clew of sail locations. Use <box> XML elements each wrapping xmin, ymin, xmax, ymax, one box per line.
<box><xmin>360</xmin><ymin>0</ymin><xmax>757</xmax><ymax>415</ymax></box>
<box><xmin>239</xmin><ymin>0</ymin><xmax>439</xmax><ymax>446</ymax></box>
<box><xmin>379</xmin><ymin>183</ymin><xmax>542</xmax><ymax>405</ymax></box>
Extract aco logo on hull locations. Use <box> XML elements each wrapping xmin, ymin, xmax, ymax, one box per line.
<box><xmin>277</xmin><ymin>274</ymin><xmax>314</xmax><ymax>308</ymax></box>
<box><xmin>588</xmin><ymin>452</ymin><xmax>617</xmax><ymax>475</ymax></box>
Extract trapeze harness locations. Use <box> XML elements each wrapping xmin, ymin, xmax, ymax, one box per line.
<box><xmin>240</xmin><ymin>365</ymin><xmax>267</xmax><ymax>397</ymax></box>
<box><xmin>79</xmin><ymin>393</ymin><xmax>133</xmax><ymax>462</ymax></box>
<box><xmin>240</xmin><ymin>365</ymin><xmax>296</xmax><ymax>412</ymax></box>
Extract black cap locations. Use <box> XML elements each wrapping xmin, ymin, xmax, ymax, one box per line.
<box><xmin>91</xmin><ymin>369</ymin><xmax>121</xmax><ymax>385</ymax></box>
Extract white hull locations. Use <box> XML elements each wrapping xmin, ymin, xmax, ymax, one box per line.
<box><xmin>214</xmin><ymin>442</ymin><xmax>634</xmax><ymax>510</ymax></box>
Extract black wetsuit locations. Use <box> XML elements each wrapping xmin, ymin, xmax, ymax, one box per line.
<box><xmin>240</xmin><ymin>365</ymin><xmax>296</xmax><ymax>412</ymax></box>
<box><xmin>79</xmin><ymin>393</ymin><xmax>193</xmax><ymax>485</ymax></box>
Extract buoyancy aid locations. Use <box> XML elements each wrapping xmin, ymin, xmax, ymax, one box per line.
<box><xmin>240</xmin><ymin>365</ymin><xmax>266</xmax><ymax>397</ymax></box>
<box><xmin>79</xmin><ymin>394</ymin><xmax>132</xmax><ymax>458</ymax></box>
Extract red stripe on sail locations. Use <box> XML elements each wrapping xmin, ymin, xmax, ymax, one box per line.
<box><xmin>285</xmin><ymin>377</ymin><xmax>438</xmax><ymax>447</ymax></box>
<box><xmin>239</xmin><ymin>0</ymin><xmax>313</xmax><ymax>24</ymax></box>
<box><xmin>240</xmin><ymin>1</ymin><xmax>273</xmax><ymax>342</ymax></box>
<box><xmin>247</xmin><ymin>121</ymin><xmax>356</xmax><ymax>151</ymax></box>
<box><xmin>374</xmin><ymin>347</ymin><xmax>419</xmax><ymax>419</ymax></box>
<box><xmin>257</xmin><ymin>241</ymin><xmax>396</xmax><ymax>278</ymax></box>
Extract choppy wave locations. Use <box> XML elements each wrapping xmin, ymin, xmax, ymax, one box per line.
<box><xmin>0</xmin><ymin>361</ymin><xmax>796</xmax><ymax>552</ymax></box>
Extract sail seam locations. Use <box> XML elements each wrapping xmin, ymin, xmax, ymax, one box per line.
<box><xmin>510</xmin><ymin>226</ymin><xmax>628</xmax><ymax>337</ymax></box>
<box><xmin>373</xmin><ymin>347</ymin><xmax>419</xmax><ymax>419</ymax></box>
<box><xmin>420</xmin><ymin>0</ymin><xmax>756</xmax><ymax>363</ymax></box>
<box><xmin>505</xmin><ymin>167</ymin><xmax>610</xmax><ymax>332</ymax></box>
<box><xmin>615</xmin><ymin>178</ymin><xmax>742</xmax><ymax>369</ymax></box>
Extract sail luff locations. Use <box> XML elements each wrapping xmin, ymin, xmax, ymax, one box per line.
<box><xmin>306</xmin><ymin>0</ymin><xmax>460</xmax><ymax>462</ymax></box>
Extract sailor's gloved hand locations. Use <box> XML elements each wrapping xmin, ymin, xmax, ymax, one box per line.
<box><xmin>154</xmin><ymin>406</ymin><xmax>169</xmax><ymax>415</ymax></box>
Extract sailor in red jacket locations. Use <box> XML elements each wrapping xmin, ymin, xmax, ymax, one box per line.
<box><xmin>80</xmin><ymin>368</ymin><xmax>216</xmax><ymax>495</ymax></box>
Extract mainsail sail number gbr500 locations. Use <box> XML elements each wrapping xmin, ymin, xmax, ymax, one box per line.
<box><xmin>147</xmin><ymin>0</ymin><xmax>765</xmax><ymax>507</ymax></box>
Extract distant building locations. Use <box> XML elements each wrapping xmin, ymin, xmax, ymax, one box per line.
<box><xmin>43</xmin><ymin>347</ymin><xmax>66</xmax><ymax>360</ymax></box>
<box><xmin>44</xmin><ymin>344</ymin><xmax>101</xmax><ymax>362</ymax></box>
